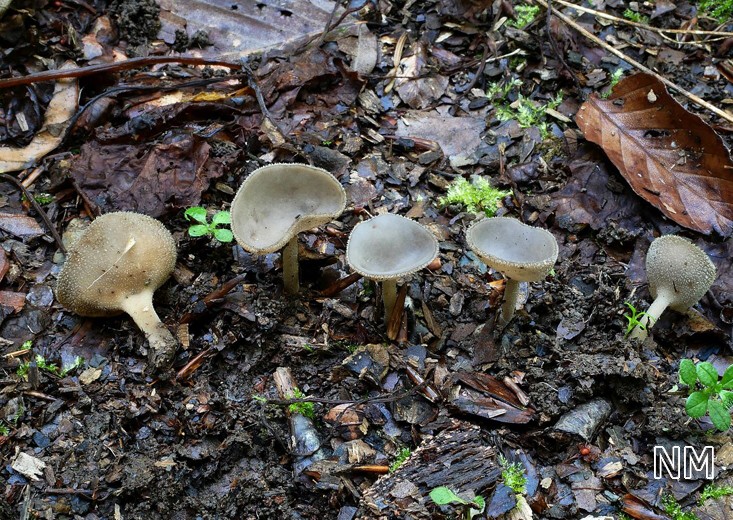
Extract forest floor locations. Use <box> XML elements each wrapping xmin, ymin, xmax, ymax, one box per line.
<box><xmin>1</xmin><ymin>0</ymin><xmax>733</xmax><ymax>519</ymax></box>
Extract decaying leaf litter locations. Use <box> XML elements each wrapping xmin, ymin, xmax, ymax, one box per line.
<box><xmin>1</xmin><ymin>0</ymin><xmax>733</xmax><ymax>518</ymax></box>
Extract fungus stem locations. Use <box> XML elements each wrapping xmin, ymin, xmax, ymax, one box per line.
<box><xmin>282</xmin><ymin>237</ymin><xmax>300</xmax><ymax>294</ymax></box>
<box><xmin>120</xmin><ymin>291</ymin><xmax>177</xmax><ymax>369</ymax></box>
<box><xmin>382</xmin><ymin>279</ymin><xmax>398</xmax><ymax>322</ymax></box>
<box><xmin>629</xmin><ymin>291</ymin><xmax>670</xmax><ymax>341</ymax></box>
<box><xmin>500</xmin><ymin>278</ymin><xmax>520</xmax><ymax>325</ymax></box>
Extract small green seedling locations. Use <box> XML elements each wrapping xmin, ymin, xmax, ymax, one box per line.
<box><xmin>17</xmin><ymin>354</ymin><xmax>83</xmax><ymax>379</ymax></box>
<box><xmin>662</xmin><ymin>494</ymin><xmax>699</xmax><ymax>520</ymax></box>
<box><xmin>0</xmin><ymin>422</ymin><xmax>9</xmax><ymax>436</ymax></box>
<box><xmin>679</xmin><ymin>359</ymin><xmax>733</xmax><ymax>431</ymax></box>
<box><xmin>499</xmin><ymin>454</ymin><xmax>528</xmax><ymax>495</ymax></box>
<box><xmin>698</xmin><ymin>482</ymin><xmax>733</xmax><ymax>506</ymax></box>
<box><xmin>286</xmin><ymin>388</ymin><xmax>316</xmax><ymax>420</ymax></box>
<box><xmin>184</xmin><ymin>207</ymin><xmax>233</xmax><ymax>243</ymax></box>
<box><xmin>696</xmin><ymin>0</ymin><xmax>733</xmax><ymax>23</ymax></box>
<box><xmin>429</xmin><ymin>487</ymin><xmax>485</xmax><ymax>520</ymax></box>
<box><xmin>494</xmin><ymin>91</ymin><xmax>563</xmax><ymax>139</ymax></box>
<box><xmin>623</xmin><ymin>8</ymin><xmax>649</xmax><ymax>24</ymax></box>
<box><xmin>389</xmin><ymin>447</ymin><xmax>412</xmax><ymax>473</ymax></box>
<box><xmin>507</xmin><ymin>4</ymin><xmax>540</xmax><ymax>28</ymax></box>
<box><xmin>439</xmin><ymin>177</ymin><xmax>510</xmax><ymax>216</ymax></box>
<box><xmin>623</xmin><ymin>302</ymin><xmax>655</xmax><ymax>337</ymax></box>
<box><xmin>601</xmin><ymin>69</ymin><xmax>624</xmax><ymax>99</ymax></box>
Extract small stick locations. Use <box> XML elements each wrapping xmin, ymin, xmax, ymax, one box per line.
<box><xmin>536</xmin><ymin>0</ymin><xmax>733</xmax><ymax>125</ymax></box>
<box><xmin>0</xmin><ymin>173</ymin><xmax>66</xmax><ymax>253</ymax></box>
<box><xmin>0</xmin><ymin>56</ymin><xmax>241</xmax><ymax>89</ymax></box>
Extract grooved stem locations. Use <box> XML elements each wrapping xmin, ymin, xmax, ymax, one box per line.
<box><xmin>282</xmin><ymin>237</ymin><xmax>300</xmax><ymax>294</ymax></box>
<box><xmin>500</xmin><ymin>278</ymin><xmax>520</xmax><ymax>326</ymax></box>
<box><xmin>629</xmin><ymin>291</ymin><xmax>670</xmax><ymax>341</ymax></box>
<box><xmin>382</xmin><ymin>279</ymin><xmax>398</xmax><ymax>322</ymax></box>
<box><xmin>120</xmin><ymin>290</ymin><xmax>177</xmax><ymax>370</ymax></box>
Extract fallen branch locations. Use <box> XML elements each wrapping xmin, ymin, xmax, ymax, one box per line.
<box><xmin>537</xmin><ymin>0</ymin><xmax>733</xmax><ymax>125</ymax></box>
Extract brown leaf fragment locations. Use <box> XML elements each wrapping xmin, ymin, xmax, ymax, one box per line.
<box><xmin>621</xmin><ymin>493</ymin><xmax>671</xmax><ymax>520</ymax></box>
<box><xmin>0</xmin><ymin>248</ymin><xmax>8</xmax><ymax>282</ymax></box>
<box><xmin>0</xmin><ymin>291</ymin><xmax>25</xmax><ymax>313</ymax></box>
<box><xmin>0</xmin><ymin>212</ymin><xmax>44</xmax><ymax>238</ymax></box>
<box><xmin>576</xmin><ymin>73</ymin><xmax>733</xmax><ymax>236</ymax></box>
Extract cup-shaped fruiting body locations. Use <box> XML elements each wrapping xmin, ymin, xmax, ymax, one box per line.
<box><xmin>230</xmin><ymin>163</ymin><xmax>346</xmax><ymax>294</ymax></box>
<box><xmin>467</xmin><ymin>217</ymin><xmax>558</xmax><ymax>326</ymax></box>
<box><xmin>629</xmin><ymin>235</ymin><xmax>716</xmax><ymax>341</ymax></box>
<box><xmin>56</xmin><ymin>212</ymin><xmax>178</xmax><ymax>370</ymax></box>
<box><xmin>346</xmin><ymin>213</ymin><xmax>439</xmax><ymax>321</ymax></box>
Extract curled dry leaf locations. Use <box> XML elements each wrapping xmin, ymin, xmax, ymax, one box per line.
<box><xmin>0</xmin><ymin>62</ymin><xmax>78</xmax><ymax>174</ymax></box>
<box><xmin>576</xmin><ymin>73</ymin><xmax>733</xmax><ymax>236</ymax></box>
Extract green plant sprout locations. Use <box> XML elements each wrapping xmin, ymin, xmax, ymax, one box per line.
<box><xmin>623</xmin><ymin>8</ymin><xmax>649</xmax><ymax>24</ymax></box>
<box><xmin>601</xmin><ymin>69</ymin><xmax>624</xmax><ymax>99</ymax></box>
<box><xmin>17</xmin><ymin>354</ymin><xmax>83</xmax><ymax>380</ymax></box>
<box><xmin>286</xmin><ymin>388</ymin><xmax>315</xmax><ymax>420</ymax></box>
<box><xmin>429</xmin><ymin>487</ymin><xmax>485</xmax><ymax>520</ymax></box>
<box><xmin>489</xmin><ymin>82</ymin><xmax>563</xmax><ymax>138</ymax></box>
<box><xmin>623</xmin><ymin>302</ymin><xmax>655</xmax><ymax>337</ymax></box>
<box><xmin>439</xmin><ymin>177</ymin><xmax>510</xmax><ymax>216</ymax></box>
<box><xmin>0</xmin><ymin>422</ymin><xmax>9</xmax><ymax>436</ymax></box>
<box><xmin>507</xmin><ymin>4</ymin><xmax>540</xmax><ymax>28</ymax></box>
<box><xmin>499</xmin><ymin>454</ymin><xmax>528</xmax><ymax>494</ymax></box>
<box><xmin>698</xmin><ymin>482</ymin><xmax>733</xmax><ymax>505</ymax></box>
<box><xmin>662</xmin><ymin>494</ymin><xmax>699</xmax><ymax>520</ymax></box>
<box><xmin>389</xmin><ymin>447</ymin><xmax>412</xmax><ymax>473</ymax></box>
<box><xmin>184</xmin><ymin>207</ymin><xmax>233</xmax><ymax>243</ymax></box>
<box><xmin>697</xmin><ymin>0</ymin><xmax>733</xmax><ymax>23</ymax></box>
<box><xmin>679</xmin><ymin>359</ymin><xmax>733</xmax><ymax>431</ymax></box>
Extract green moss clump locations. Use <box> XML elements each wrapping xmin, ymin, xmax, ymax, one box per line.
<box><xmin>439</xmin><ymin>177</ymin><xmax>509</xmax><ymax>216</ymax></box>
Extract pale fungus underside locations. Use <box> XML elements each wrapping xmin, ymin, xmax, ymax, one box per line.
<box><xmin>467</xmin><ymin>217</ymin><xmax>558</xmax><ymax>326</ymax></box>
<box><xmin>56</xmin><ymin>211</ymin><xmax>178</xmax><ymax>370</ymax></box>
<box><xmin>346</xmin><ymin>213</ymin><xmax>439</xmax><ymax>322</ymax></box>
<box><xmin>629</xmin><ymin>235</ymin><xmax>716</xmax><ymax>340</ymax></box>
<box><xmin>230</xmin><ymin>163</ymin><xmax>346</xmax><ymax>294</ymax></box>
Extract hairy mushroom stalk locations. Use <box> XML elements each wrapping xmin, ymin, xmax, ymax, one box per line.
<box><xmin>467</xmin><ymin>217</ymin><xmax>558</xmax><ymax>326</ymax></box>
<box><xmin>230</xmin><ymin>163</ymin><xmax>346</xmax><ymax>294</ymax></box>
<box><xmin>56</xmin><ymin>212</ymin><xmax>178</xmax><ymax>370</ymax></box>
<box><xmin>629</xmin><ymin>235</ymin><xmax>716</xmax><ymax>341</ymax></box>
<box><xmin>346</xmin><ymin>213</ymin><xmax>439</xmax><ymax>323</ymax></box>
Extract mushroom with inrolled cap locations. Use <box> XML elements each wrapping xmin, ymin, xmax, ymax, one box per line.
<box><xmin>346</xmin><ymin>213</ymin><xmax>439</xmax><ymax>322</ymax></box>
<box><xmin>629</xmin><ymin>235</ymin><xmax>716</xmax><ymax>341</ymax></box>
<box><xmin>466</xmin><ymin>217</ymin><xmax>558</xmax><ymax>326</ymax></box>
<box><xmin>230</xmin><ymin>163</ymin><xmax>346</xmax><ymax>294</ymax></box>
<box><xmin>56</xmin><ymin>212</ymin><xmax>178</xmax><ymax>370</ymax></box>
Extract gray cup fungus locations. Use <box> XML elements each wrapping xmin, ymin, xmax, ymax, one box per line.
<box><xmin>56</xmin><ymin>212</ymin><xmax>178</xmax><ymax>370</ymax></box>
<box><xmin>467</xmin><ymin>217</ymin><xmax>558</xmax><ymax>325</ymax></box>
<box><xmin>231</xmin><ymin>163</ymin><xmax>346</xmax><ymax>294</ymax></box>
<box><xmin>346</xmin><ymin>213</ymin><xmax>439</xmax><ymax>321</ymax></box>
<box><xmin>629</xmin><ymin>235</ymin><xmax>716</xmax><ymax>341</ymax></box>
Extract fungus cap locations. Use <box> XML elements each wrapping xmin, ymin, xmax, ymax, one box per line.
<box><xmin>646</xmin><ymin>235</ymin><xmax>716</xmax><ymax>311</ymax></box>
<box><xmin>230</xmin><ymin>163</ymin><xmax>346</xmax><ymax>254</ymax></box>
<box><xmin>346</xmin><ymin>213</ymin><xmax>439</xmax><ymax>281</ymax></box>
<box><xmin>466</xmin><ymin>217</ymin><xmax>558</xmax><ymax>282</ymax></box>
<box><xmin>56</xmin><ymin>212</ymin><xmax>177</xmax><ymax>317</ymax></box>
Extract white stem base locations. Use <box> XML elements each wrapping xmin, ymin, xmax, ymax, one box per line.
<box><xmin>629</xmin><ymin>293</ymin><xmax>670</xmax><ymax>341</ymax></box>
<box><xmin>500</xmin><ymin>279</ymin><xmax>521</xmax><ymax>326</ymax></box>
<box><xmin>121</xmin><ymin>290</ymin><xmax>177</xmax><ymax>369</ymax></box>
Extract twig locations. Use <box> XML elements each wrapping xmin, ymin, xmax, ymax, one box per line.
<box><xmin>535</xmin><ymin>0</ymin><xmax>733</xmax><ymax>125</ymax></box>
<box><xmin>0</xmin><ymin>173</ymin><xmax>66</xmax><ymax>253</ymax></box>
<box><xmin>240</xmin><ymin>62</ymin><xmax>289</xmax><ymax>142</ymax></box>
<box><xmin>0</xmin><ymin>56</ymin><xmax>241</xmax><ymax>89</ymax></box>
<box><xmin>545</xmin><ymin>0</ymin><xmax>584</xmax><ymax>98</ymax></box>
<box><xmin>550</xmin><ymin>0</ymin><xmax>733</xmax><ymax>37</ymax></box>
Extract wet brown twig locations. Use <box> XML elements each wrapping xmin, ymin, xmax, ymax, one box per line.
<box><xmin>0</xmin><ymin>56</ymin><xmax>241</xmax><ymax>89</ymax></box>
<box><xmin>0</xmin><ymin>173</ymin><xmax>66</xmax><ymax>253</ymax></box>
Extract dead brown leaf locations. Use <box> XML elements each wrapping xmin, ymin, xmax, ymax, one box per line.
<box><xmin>576</xmin><ymin>73</ymin><xmax>733</xmax><ymax>236</ymax></box>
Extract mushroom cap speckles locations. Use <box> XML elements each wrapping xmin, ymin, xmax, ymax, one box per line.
<box><xmin>466</xmin><ymin>217</ymin><xmax>558</xmax><ymax>282</ymax></box>
<box><xmin>56</xmin><ymin>212</ymin><xmax>177</xmax><ymax>317</ymax></box>
<box><xmin>230</xmin><ymin>163</ymin><xmax>346</xmax><ymax>254</ymax></box>
<box><xmin>345</xmin><ymin>213</ymin><xmax>439</xmax><ymax>281</ymax></box>
<box><xmin>646</xmin><ymin>235</ymin><xmax>716</xmax><ymax>312</ymax></box>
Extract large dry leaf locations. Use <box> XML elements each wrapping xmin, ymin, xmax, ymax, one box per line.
<box><xmin>576</xmin><ymin>73</ymin><xmax>733</xmax><ymax>236</ymax></box>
